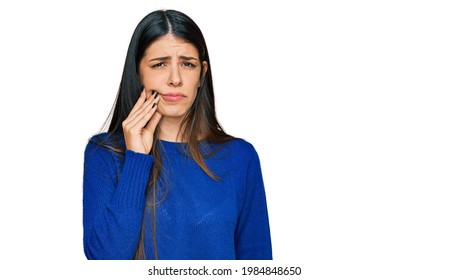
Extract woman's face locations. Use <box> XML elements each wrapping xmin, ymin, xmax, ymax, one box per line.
<box><xmin>139</xmin><ymin>34</ymin><xmax>207</xmax><ymax>120</ymax></box>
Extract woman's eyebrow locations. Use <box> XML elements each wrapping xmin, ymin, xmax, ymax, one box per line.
<box><xmin>149</xmin><ymin>56</ymin><xmax>198</xmax><ymax>62</ymax></box>
<box><xmin>149</xmin><ymin>56</ymin><xmax>170</xmax><ymax>62</ymax></box>
<box><xmin>179</xmin><ymin>56</ymin><xmax>198</xmax><ymax>61</ymax></box>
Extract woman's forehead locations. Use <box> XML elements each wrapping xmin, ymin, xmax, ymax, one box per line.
<box><xmin>144</xmin><ymin>34</ymin><xmax>198</xmax><ymax>58</ymax></box>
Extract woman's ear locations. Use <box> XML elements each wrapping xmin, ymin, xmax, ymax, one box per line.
<box><xmin>199</xmin><ymin>61</ymin><xmax>208</xmax><ymax>87</ymax></box>
<box><xmin>202</xmin><ymin>61</ymin><xmax>208</xmax><ymax>75</ymax></box>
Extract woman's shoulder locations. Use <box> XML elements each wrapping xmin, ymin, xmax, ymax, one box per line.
<box><xmin>88</xmin><ymin>132</ymin><xmax>124</xmax><ymax>146</ymax></box>
<box><xmin>85</xmin><ymin>132</ymin><xmax>125</xmax><ymax>160</ymax></box>
<box><xmin>227</xmin><ymin>137</ymin><xmax>255</xmax><ymax>149</ymax></box>
<box><xmin>224</xmin><ymin>137</ymin><xmax>260</xmax><ymax>159</ymax></box>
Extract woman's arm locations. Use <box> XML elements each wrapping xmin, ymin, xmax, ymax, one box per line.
<box><xmin>235</xmin><ymin>147</ymin><xmax>273</xmax><ymax>260</ymax></box>
<box><xmin>83</xmin><ymin>88</ymin><xmax>161</xmax><ymax>259</ymax></box>
<box><xmin>83</xmin><ymin>142</ymin><xmax>153</xmax><ymax>259</ymax></box>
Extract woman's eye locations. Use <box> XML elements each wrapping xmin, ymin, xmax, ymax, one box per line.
<box><xmin>151</xmin><ymin>62</ymin><xmax>165</xmax><ymax>68</ymax></box>
<box><xmin>182</xmin><ymin>62</ymin><xmax>196</xmax><ymax>68</ymax></box>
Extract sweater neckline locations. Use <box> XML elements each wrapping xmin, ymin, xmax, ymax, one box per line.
<box><xmin>159</xmin><ymin>139</ymin><xmax>185</xmax><ymax>147</ymax></box>
<box><xmin>157</xmin><ymin>139</ymin><xmax>193</xmax><ymax>155</ymax></box>
<box><xmin>157</xmin><ymin>139</ymin><xmax>218</xmax><ymax>155</ymax></box>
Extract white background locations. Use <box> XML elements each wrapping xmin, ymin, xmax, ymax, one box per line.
<box><xmin>0</xmin><ymin>0</ymin><xmax>448</xmax><ymax>279</ymax></box>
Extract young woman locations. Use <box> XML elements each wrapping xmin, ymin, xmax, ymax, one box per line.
<box><xmin>83</xmin><ymin>9</ymin><xmax>272</xmax><ymax>260</ymax></box>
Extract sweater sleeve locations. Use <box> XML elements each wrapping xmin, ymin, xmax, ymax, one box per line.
<box><xmin>234</xmin><ymin>147</ymin><xmax>273</xmax><ymax>260</ymax></box>
<box><xmin>83</xmin><ymin>141</ymin><xmax>153</xmax><ymax>260</ymax></box>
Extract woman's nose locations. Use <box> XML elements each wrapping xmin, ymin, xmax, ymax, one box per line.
<box><xmin>168</xmin><ymin>65</ymin><xmax>183</xmax><ymax>87</ymax></box>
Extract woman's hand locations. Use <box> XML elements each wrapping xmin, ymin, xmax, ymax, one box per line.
<box><xmin>122</xmin><ymin>89</ymin><xmax>162</xmax><ymax>154</ymax></box>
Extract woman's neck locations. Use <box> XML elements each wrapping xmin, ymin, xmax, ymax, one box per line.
<box><xmin>158</xmin><ymin>116</ymin><xmax>183</xmax><ymax>142</ymax></box>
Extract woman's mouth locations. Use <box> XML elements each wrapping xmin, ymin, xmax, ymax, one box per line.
<box><xmin>161</xmin><ymin>93</ymin><xmax>186</xmax><ymax>102</ymax></box>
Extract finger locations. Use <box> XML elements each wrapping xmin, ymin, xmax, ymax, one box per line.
<box><xmin>144</xmin><ymin>111</ymin><xmax>162</xmax><ymax>134</ymax></box>
<box><xmin>129</xmin><ymin>101</ymin><xmax>159</xmax><ymax>131</ymax></box>
<box><xmin>145</xmin><ymin>89</ymin><xmax>156</xmax><ymax>100</ymax></box>
<box><xmin>125</xmin><ymin>95</ymin><xmax>160</xmax><ymax>129</ymax></box>
<box><xmin>125</xmin><ymin>91</ymin><xmax>158</xmax><ymax>124</ymax></box>
<box><xmin>128</xmin><ymin>92</ymin><xmax>159</xmax><ymax>123</ymax></box>
<box><xmin>128</xmin><ymin>89</ymin><xmax>147</xmax><ymax>116</ymax></box>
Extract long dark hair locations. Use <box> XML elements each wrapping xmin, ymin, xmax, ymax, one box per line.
<box><xmin>93</xmin><ymin>10</ymin><xmax>233</xmax><ymax>259</ymax></box>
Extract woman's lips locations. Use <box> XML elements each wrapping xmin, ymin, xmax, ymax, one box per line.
<box><xmin>161</xmin><ymin>93</ymin><xmax>185</xmax><ymax>102</ymax></box>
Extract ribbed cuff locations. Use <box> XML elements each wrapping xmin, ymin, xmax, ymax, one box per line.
<box><xmin>111</xmin><ymin>150</ymin><xmax>154</xmax><ymax>209</ymax></box>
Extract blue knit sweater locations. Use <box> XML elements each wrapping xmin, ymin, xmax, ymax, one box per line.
<box><xmin>83</xmin><ymin>134</ymin><xmax>272</xmax><ymax>260</ymax></box>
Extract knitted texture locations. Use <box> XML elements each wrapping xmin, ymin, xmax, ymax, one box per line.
<box><xmin>83</xmin><ymin>134</ymin><xmax>272</xmax><ymax>260</ymax></box>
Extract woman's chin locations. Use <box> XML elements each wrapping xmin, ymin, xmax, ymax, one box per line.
<box><xmin>157</xmin><ymin>106</ymin><xmax>187</xmax><ymax>120</ymax></box>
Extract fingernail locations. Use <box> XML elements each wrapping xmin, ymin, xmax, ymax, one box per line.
<box><xmin>151</xmin><ymin>90</ymin><xmax>156</xmax><ymax>95</ymax></box>
<box><xmin>154</xmin><ymin>93</ymin><xmax>159</xmax><ymax>98</ymax></box>
<box><xmin>140</xmin><ymin>85</ymin><xmax>144</xmax><ymax>91</ymax></box>
<box><xmin>152</xmin><ymin>103</ymin><xmax>157</xmax><ymax>108</ymax></box>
